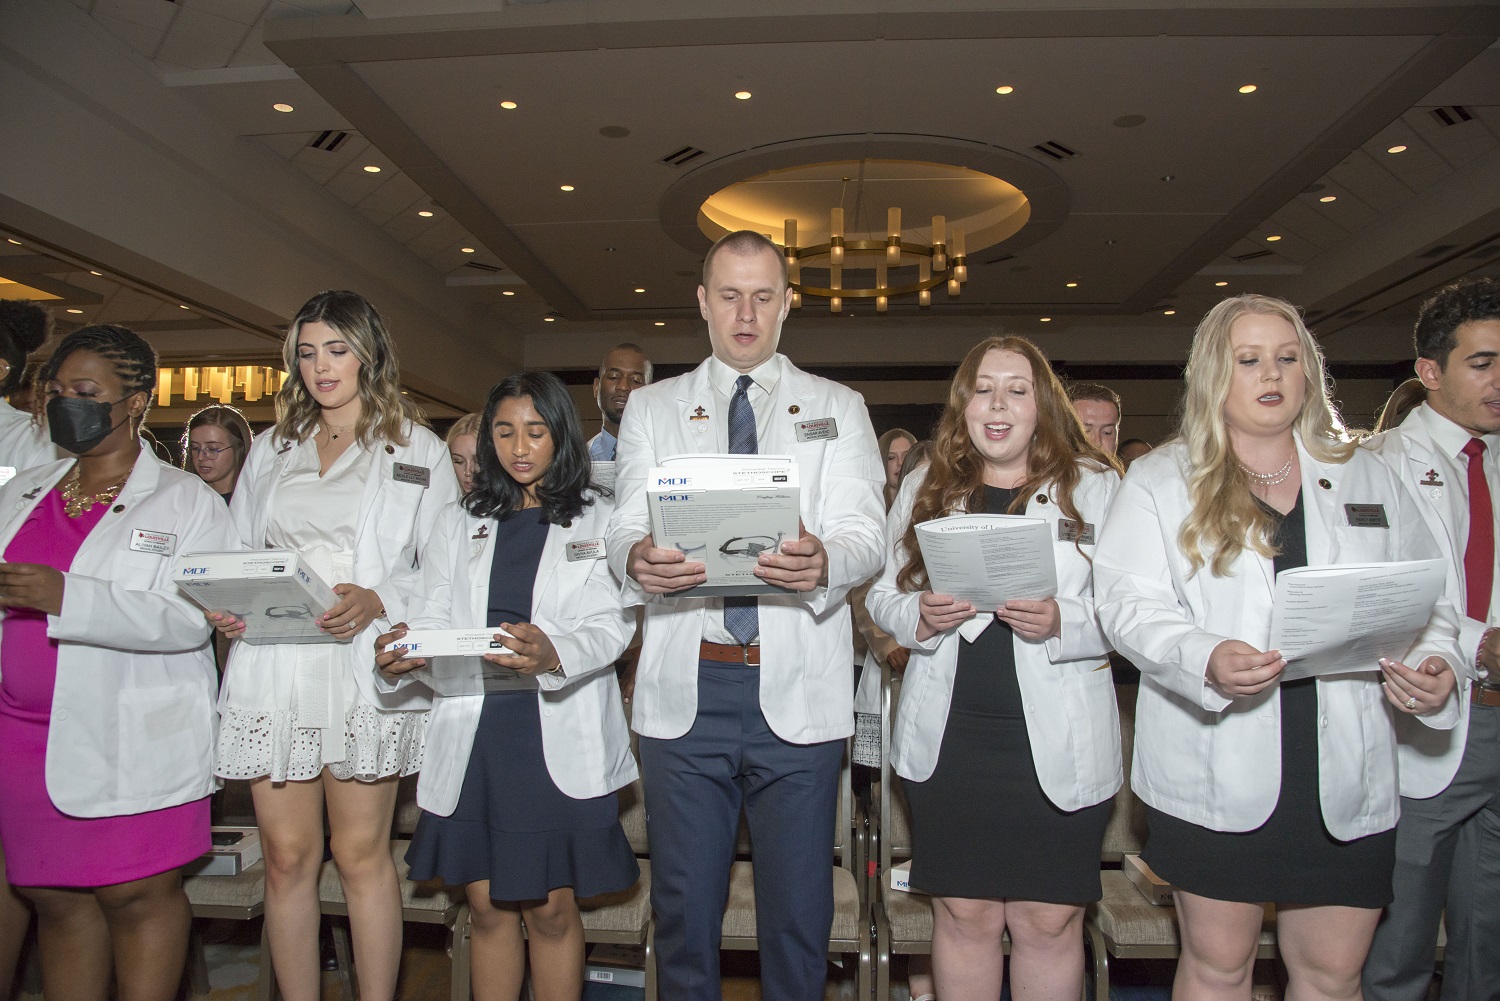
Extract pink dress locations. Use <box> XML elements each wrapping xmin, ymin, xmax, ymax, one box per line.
<box><xmin>0</xmin><ymin>489</ymin><xmax>210</xmax><ymax>887</ymax></box>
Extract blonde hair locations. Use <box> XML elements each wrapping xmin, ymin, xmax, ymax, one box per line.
<box><xmin>274</xmin><ymin>290</ymin><xmax>425</xmax><ymax>446</ymax></box>
<box><xmin>445</xmin><ymin>412</ymin><xmax>482</xmax><ymax>446</ymax></box>
<box><xmin>896</xmin><ymin>336</ymin><xmax>1119</xmax><ymax>592</ymax></box>
<box><xmin>1179</xmin><ymin>294</ymin><xmax>1354</xmax><ymax>576</ymax></box>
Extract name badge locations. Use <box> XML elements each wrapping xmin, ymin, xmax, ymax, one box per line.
<box><xmin>567</xmin><ymin>538</ymin><xmax>605</xmax><ymax>562</ymax></box>
<box><xmin>794</xmin><ymin>417</ymin><xmax>839</xmax><ymax>443</ymax></box>
<box><xmin>392</xmin><ymin>462</ymin><xmax>430</xmax><ymax>488</ymax></box>
<box><xmin>1344</xmin><ymin>503</ymin><xmax>1389</xmax><ymax>529</ymax></box>
<box><xmin>129</xmin><ymin>528</ymin><xmax>177</xmax><ymax>556</ymax></box>
<box><xmin>1057</xmin><ymin>518</ymin><xmax>1096</xmax><ymax>544</ymax></box>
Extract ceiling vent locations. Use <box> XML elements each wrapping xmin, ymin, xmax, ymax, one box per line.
<box><xmin>1231</xmin><ymin>249</ymin><xmax>1274</xmax><ymax>262</ymax></box>
<box><xmin>1429</xmin><ymin>106</ymin><xmax>1473</xmax><ymax>128</ymax></box>
<box><xmin>1031</xmin><ymin>140</ymin><xmax>1079</xmax><ymax>160</ymax></box>
<box><xmin>307</xmin><ymin>130</ymin><xmax>350</xmax><ymax>152</ymax></box>
<box><xmin>1415</xmin><ymin>243</ymin><xmax>1458</xmax><ymax>259</ymax></box>
<box><xmin>463</xmin><ymin>261</ymin><xmax>500</xmax><ymax>273</ymax></box>
<box><xmin>660</xmin><ymin>146</ymin><xmax>706</xmax><ymax>168</ymax></box>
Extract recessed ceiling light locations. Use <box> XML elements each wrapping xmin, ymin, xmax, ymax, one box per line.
<box><xmin>633</xmin><ymin>287</ymin><xmax>646</xmax><ymax>293</ymax></box>
<box><xmin>1215</xmin><ymin>281</ymin><xmax>1229</xmax><ymax>287</ymax></box>
<box><xmin>543</xmin><ymin>317</ymin><xmax>555</xmax><ymax>322</ymax></box>
<box><xmin>460</xmin><ymin>247</ymin><xmax>475</xmax><ymax>253</ymax></box>
<box><xmin>1265</xmin><ymin>235</ymin><xmax>1282</xmax><ymax>242</ymax></box>
<box><xmin>363</xmin><ymin>165</ymin><xmax>381</xmax><ymax>173</ymax></box>
<box><xmin>654</xmin><ymin>321</ymin><xmax>666</xmax><ymax>326</ymax></box>
<box><xmin>1387</xmin><ymin>144</ymin><xmax>1408</xmax><ymax>154</ymax></box>
<box><xmin>1065</xmin><ymin>282</ymin><xmax>1079</xmax><ymax>288</ymax></box>
<box><xmin>559</xmin><ymin>184</ymin><xmax>575</xmax><ymax>192</ymax></box>
<box><xmin>5</xmin><ymin>239</ymin><xmax>20</xmax><ymax>245</ymax></box>
<box><xmin>734</xmin><ymin>91</ymin><xmax>752</xmax><ymax>100</ymax></box>
<box><xmin>66</xmin><ymin>308</ymin><xmax>83</xmax><ymax>314</ymax></box>
<box><xmin>89</xmin><ymin>270</ymin><xmax>101</xmax><ymax>276</ymax></box>
<box><xmin>1319</xmin><ymin>195</ymin><xmax>1337</xmax><ymax>203</ymax></box>
<box><xmin>502</xmin><ymin>290</ymin><xmax>515</xmax><ymax>296</ymax></box>
<box><xmin>1238</xmin><ymin>84</ymin><xmax>1258</xmax><ymax>94</ymax></box>
<box><xmin>1039</xmin><ymin>317</ymin><xmax>1051</xmax><ymax>322</ymax></box>
<box><xmin>995</xmin><ymin>85</ymin><xmax>1014</xmax><ymax>95</ymax></box>
<box><xmin>179</xmin><ymin>304</ymin><xmax>190</xmax><ymax>309</ymax></box>
<box><xmin>418</xmin><ymin>210</ymin><xmax>434</xmax><ymax>217</ymax></box>
<box><xmin>1164</xmin><ymin>309</ymin><xmax>1177</xmax><ymax>315</ymax></box>
<box><xmin>272</xmin><ymin>103</ymin><xmax>294</xmax><ymax>113</ymax></box>
<box><xmin>500</xmin><ymin>100</ymin><xmax>518</xmax><ymax>110</ymax></box>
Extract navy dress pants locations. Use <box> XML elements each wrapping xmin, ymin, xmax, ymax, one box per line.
<box><xmin>639</xmin><ymin>660</ymin><xmax>844</xmax><ymax>1001</ymax></box>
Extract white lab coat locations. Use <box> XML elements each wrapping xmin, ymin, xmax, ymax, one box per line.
<box><xmin>604</xmin><ymin>355</ymin><xmax>886</xmax><ymax>744</ymax></box>
<box><xmin>1364</xmin><ymin>406</ymin><xmax>1500</xmax><ymax>798</ymax></box>
<box><xmin>222</xmin><ymin>423</ymin><xmax>459</xmax><ymax>712</ymax></box>
<box><xmin>868</xmin><ymin>463</ymin><xmax>1124</xmax><ymax>811</ymax></box>
<box><xmin>1094</xmin><ymin>436</ymin><xmax>1463</xmax><ymax>840</ymax></box>
<box><xmin>0</xmin><ymin>400</ymin><xmax>61</xmax><ymax>474</ymax></box>
<box><xmin>0</xmin><ymin>450</ymin><xmax>238</xmax><ymax>816</ymax></box>
<box><xmin>390</xmin><ymin>495</ymin><xmax>637</xmax><ymax>815</ymax></box>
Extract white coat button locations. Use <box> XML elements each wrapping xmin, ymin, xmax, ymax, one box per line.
<box><xmin>1320</xmin><ymin>715</ymin><xmax>1330</xmax><ymax>728</ymax></box>
<box><xmin>1026</xmin><ymin>703</ymin><xmax>1036</xmax><ymax>714</ymax></box>
<box><xmin>544</xmin><ymin>708</ymin><xmax>554</xmax><ymax>717</ymax></box>
<box><xmin>55</xmin><ymin>710</ymin><xmax>68</xmax><ymax>721</ymax></box>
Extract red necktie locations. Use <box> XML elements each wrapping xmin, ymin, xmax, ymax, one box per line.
<box><xmin>1463</xmin><ymin>437</ymin><xmax>1493</xmax><ymax>623</ymax></box>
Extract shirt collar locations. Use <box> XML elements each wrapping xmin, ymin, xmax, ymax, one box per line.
<box><xmin>1413</xmin><ymin>402</ymin><xmax>1500</xmax><ymax>461</ymax></box>
<box><xmin>707</xmin><ymin>352</ymin><xmax>784</xmax><ymax>399</ymax></box>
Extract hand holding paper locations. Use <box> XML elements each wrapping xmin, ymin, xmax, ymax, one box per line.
<box><xmin>914</xmin><ymin>514</ymin><xmax>1059</xmax><ymax>641</ymax></box>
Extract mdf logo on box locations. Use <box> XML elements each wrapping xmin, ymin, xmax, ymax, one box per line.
<box><xmin>658</xmin><ymin>495</ymin><xmax>693</xmax><ymax>503</ymax></box>
<box><xmin>181</xmin><ymin>566</ymin><xmax>209</xmax><ymax>576</ymax></box>
<box><xmin>655</xmin><ymin>476</ymin><xmax>689</xmax><ymax>487</ymax></box>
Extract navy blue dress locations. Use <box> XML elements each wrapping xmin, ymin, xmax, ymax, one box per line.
<box><xmin>406</xmin><ymin>508</ymin><xmax>640</xmax><ymax>902</ymax></box>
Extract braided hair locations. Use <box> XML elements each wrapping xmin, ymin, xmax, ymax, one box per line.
<box><xmin>0</xmin><ymin>300</ymin><xmax>53</xmax><ymax>396</ymax></box>
<box><xmin>36</xmin><ymin>323</ymin><xmax>158</xmax><ymax>421</ymax></box>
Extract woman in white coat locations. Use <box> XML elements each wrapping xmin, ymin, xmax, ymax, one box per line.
<box><xmin>867</xmin><ymin>335</ymin><xmax>1123</xmax><ymax>1001</ymax></box>
<box><xmin>210</xmin><ymin>290</ymin><xmax>458</xmax><ymax>1001</ymax></box>
<box><xmin>0</xmin><ymin>299</ymin><xmax>61</xmax><ymax>473</ymax></box>
<box><xmin>0</xmin><ymin>324</ymin><xmax>236</xmax><ymax>1000</ymax></box>
<box><xmin>1093</xmin><ymin>295</ymin><xmax>1462</xmax><ymax>1001</ymax></box>
<box><xmin>377</xmin><ymin>371</ymin><xmax>638</xmax><ymax>1001</ymax></box>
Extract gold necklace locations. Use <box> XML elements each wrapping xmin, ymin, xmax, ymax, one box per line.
<box><xmin>323</xmin><ymin>420</ymin><xmax>357</xmax><ymax>442</ymax></box>
<box><xmin>60</xmin><ymin>467</ymin><xmax>131</xmax><ymax>518</ymax></box>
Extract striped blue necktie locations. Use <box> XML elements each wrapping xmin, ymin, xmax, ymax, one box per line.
<box><xmin>724</xmin><ymin>374</ymin><xmax>759</xmax><ymax>646</ymax></box>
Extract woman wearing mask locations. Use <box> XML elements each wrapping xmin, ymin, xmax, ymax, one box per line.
<box><xmin>182</xmin><ymin>404</ymin><xmax>253</xmax><ymax>504</ymax></box>
<box><xmin>377</xmin><ymin>371</ymin><xmax>637</xmax><ymax>1001</ymax></box>
<box><xmin>211</xmin><ymin>290</ymin><xmax>458</xmax><ymax>1001</ymax></box>
<box><xmin>446</xmin><ymin>412</ymin><xmax>482</xmax><ymax>497</ymax></box>
<box><xmin>1094</xmin><ymin>295</ymin><xmax>1461</xmax><ymax>1000</ymax></box>
<box><xmin>868</xmin><ymin>336</ymin><xmax>1123</xmax><ymax>1001</ymax></box>
<box><xmin>0</xmin><ymin>324</ymin><xmax>236</xmax><ymax>1000</ymax></box>
<box><xmin>0</xmin><ymin>300</ymin><xmax>60</xmax><ymax>472</ymax></box>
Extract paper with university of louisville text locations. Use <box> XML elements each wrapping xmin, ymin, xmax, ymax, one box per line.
<box><xmin>1269</xmin><ymin>559</ymin><xmax>1447</xmax><ymax>681</ymax></box>
<box><xmin>915</xmin><ymin>514</ymin><xmax>1058</xmax><ymax>642</ymax></box>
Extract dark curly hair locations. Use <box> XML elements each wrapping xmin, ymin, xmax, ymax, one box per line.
<box><xmin>36</xmin><ymin>323</ymin><xmax>157</xmax><ymax>419</ymax></box>
<box><xmin>0</xmin><ymin>300</ymin><xmax>52</xmax><ymax>396</ymax></box>
<box><xmin>464</xmin><ymin>371</ymin><xmax>606</xmax><ymax>527</ymax></box>
<box><xmin>1414</xmin><ymin>277</ymin><xmax>1500</xmax><ymax>368</ymax></box>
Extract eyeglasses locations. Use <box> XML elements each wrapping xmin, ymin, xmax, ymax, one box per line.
<box><xmin>188</xmin><ymin>444</ymin><xmax>232</xmax><ymax>458</ymax></box>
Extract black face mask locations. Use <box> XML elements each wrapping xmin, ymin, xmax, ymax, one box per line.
<box><xmin>46</xmin><ymin>396</ymin><xmax>125</xmax><ymax>455</ymax></box>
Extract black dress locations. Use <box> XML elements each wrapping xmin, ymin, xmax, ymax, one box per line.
<box><xmin>406</xmin><ymin>508</ymin><xmax>640</xmax><ymax>902</ymax></box>
<box><xmin>1143</xmin><ymin>492</ymin><xmax>1397</xmax><ymax>908</ymax></box>
<box><xmin>904</xmin><ymin>486</ymin><xmax>1113</xmax><ymax>904</ymax></box>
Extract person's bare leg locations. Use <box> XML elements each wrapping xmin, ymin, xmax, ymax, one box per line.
<box><xmin>324</xmin><ymin>772</ymin><xmax>402</xmax><ymax>1001</ymax></box>
<box><xmin>522</xmin><ymin>888</ymin><xmax>585</xmax><ymax>1001</ymax></box>
<box><xmin>0</xmin><ymin>845</ymin><xmax>33</xmax><ymax>997</ymax></box>
<box><xmin>19</xmin><ymin>885</ymin><xmax>110</xmax><ymax>1001</ymax></box>
<box><xmin>1278</xmin><ymin>904</ymin><xmax>1379</xmax><ymax>1001</ymax></box>
<box><xmin>466</xmin><ymin>883</ymin><xmax>527</xmax><ymax>1001</ymax></box>
<box><xmin>930</xmin><ymin>895</ymin><xmax>1007</xmax><ymax>1000</ymax></box>
<box><xmin>908</xmin><ymin>953</ymin><xmax>936</xmax><ymax>999</ymax></box>
<box><xmin>252</xmin><ymin>776</ymin><xmax>328</xmax><ymax>1001</ymax></box>
<box><xmin>96</xmin><ymin>868</ymin><xmax>193</xmax><ymax>1001</ymax></box>
<box><xmin>1006</xmin><ymin>899</ymin><xmax>1085</xmax><ymax>1001</ymax></box>
<box><xmin>1172</xmin><ymin>891</ymin><xmax>1265</xmax><ymax>1001</ymax></box>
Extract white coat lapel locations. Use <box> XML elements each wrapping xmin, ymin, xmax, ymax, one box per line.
<box><xmin>252</xmin><ymin>436</ymin><xmax>300</xmax><ymax>549</ymax></box>
<box><xmin>354</xmin><ymin>440</ymin><xmax>389</xmax><ymax>544</ymax></box>
<box><xmin>1400</xmin><ymin>433</ymin><xmax>1460</xmax><ymax>556</ymax></box>
<box><xmin>674</xmin><ymin>364</ymin><xmax>718</xmax><ymax>454</ymax></box>
<box><xmin>467</xmin><ymin>515</ymin><xmax>498</xmax><ymax>627</ymax></box>
<box><xmin>1300</xmin><ymin>444</ymin><xmax>1340</xmax><ymax>567</ymax></box>
<box><xmin>0</xmin><ymin>461</ymin><xmax>73</xmax><ymax>544</ymax></box>
<box><xmin>531</xmin><ymin>518</ymin><xmax>576</xmax><ymax>615</ymax></box>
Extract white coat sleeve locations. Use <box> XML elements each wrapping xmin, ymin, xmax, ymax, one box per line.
<box><xmin>1094</xmin><ymin>465</ymin><xmax>1233</xmax><ymax>713</ymax></box>
<box><xmin>538</xmin><ymin>551</ymin><xmax>635</xmax><ymax>693</ymax></box>
<box><xmin>605</xmin><ymin>397</ymin><xmax>657</xmax><ymax>608</ymax></box>
<box><xmin>802</xmin><ymin>390</ymin><xmax>886</xmax><ymax>615</ymax></box>
<box><xmin>1044</xmin><ymin>468</ymin><xmax>1119</xmax><ymax>663</ymax></box>
<box><xmin>48</xmin><ymin>482</ymin><xmax>240</xmax><ymax>652</ymax></box>
<box><xmin>866</xmin><ymin>471</ymin><xmax>944</xmax><ymax>653</ymax></box>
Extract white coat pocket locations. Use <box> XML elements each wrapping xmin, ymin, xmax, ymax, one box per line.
<box><xmin>117</xmin><ymin>685</ymin><xmax>212</xmax><ymax>799</ymax></box>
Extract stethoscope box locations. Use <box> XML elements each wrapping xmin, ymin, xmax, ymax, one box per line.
<box><xmin>173</xmin><ymin>549</ymin><xmax>341</xmax><ymax>645</ymax></box>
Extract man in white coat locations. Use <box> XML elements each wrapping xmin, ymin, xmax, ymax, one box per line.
<box><xmin>605</xmin><ymin>231</ymin><xmax>884</xmax><ymax>1000</ymax></box>
<box><xmin>1364</xmin><ymin>277</ymin><xmax>1500</xmax><ymax>1001</ymax></box>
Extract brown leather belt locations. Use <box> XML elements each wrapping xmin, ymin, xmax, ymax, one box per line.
<box><xmin>699</xmin><ymin>641</ymin><xmax>760</xmax><ymax>666</ymax></box>
<box><xmin>1473</xmin><ymin>685</ymin><xmax>1500</xmax><ymax>708</ymax></box>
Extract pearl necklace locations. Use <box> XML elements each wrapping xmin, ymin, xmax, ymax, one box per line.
<box><xmin>1238</xmin><ymin>452</ymin><xmax>1295</xmax><ymax>486</ymax></box>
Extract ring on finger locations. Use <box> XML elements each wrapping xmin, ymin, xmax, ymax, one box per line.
<box><xmin>1404</xmin><ymin>695</ymin><xmax>1418</xmax><ymax>710</ymax></box>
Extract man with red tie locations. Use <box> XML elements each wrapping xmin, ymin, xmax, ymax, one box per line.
<box><xmin>1364</xmin><ymin>277</ymin><xmax>1500</xmax><ymax>1001</ymax></box>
